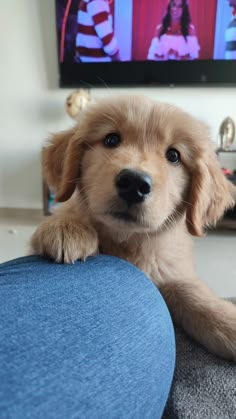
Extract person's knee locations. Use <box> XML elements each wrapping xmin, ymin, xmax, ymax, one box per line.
<box><xmin>1</xmin><ymin>254</ymin><xmax>175</xmax><ymax>418</ymax></box>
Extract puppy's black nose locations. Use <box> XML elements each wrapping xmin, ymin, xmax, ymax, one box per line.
<box><xmin>115</xmin><ymin>169</ymin><xmax>152</xmax><ymax>204</ymax></box>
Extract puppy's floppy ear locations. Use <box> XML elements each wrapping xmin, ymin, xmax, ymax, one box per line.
<box><xmin>55</xmin><ymin>137</ymin><xmax>82</xmax><ymax>202</ymax></box>
<box><xmin>186</xmin><ymin>151</ymin><xmax>235</xmax><ymax>236</ymax></box>
<box><xmin>43</xmin><ymin>128</ymin><xmax>75</xmax><ymax>191</ymax></box>
<box><xmin>43</xmin><ymin>127</ymin><xmax>82</xmax><ymax>202</ymax></box>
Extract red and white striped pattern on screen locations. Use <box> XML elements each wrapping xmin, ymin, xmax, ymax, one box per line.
<box><xmin>76</xmin><ymin>0</ymin><xmax>118</xmax><ymax>62</ymax></box>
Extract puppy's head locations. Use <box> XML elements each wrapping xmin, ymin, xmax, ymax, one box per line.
<box><xmin>43</xmin><ymin>95</ymin><xmax>235</xmax><ymax>236</ymax></box>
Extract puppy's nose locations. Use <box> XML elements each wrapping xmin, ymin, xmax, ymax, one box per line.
<box><xmin>115</xmin><ymin>169</ymin><xmax>152</xmax><ymax>204</ymax></box>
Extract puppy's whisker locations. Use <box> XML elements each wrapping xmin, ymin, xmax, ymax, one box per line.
<box><xmin>181</xmin><ymin>199</ymin><xmax>194</xmax><ymax>208</ymax></box>
<box><xmin>101</xmin><ymin>113</ymin><xmax>117</xmax><ymax>125</ymax></box>
<box><xmin>84</xmin><ymin>142</ymin><xmax>114</xmax><ymax>165</ymax></box>
<box><xmin>96</xmin><ymin>76</ymin><xmax>111</xmax><ymax>91</ymax></box>
<box><xmin>64</xmin><ymin>177</ymin><xmax>80</xmax><ymax>185</ymax></box>
<box><xmin>79</xmin><ymin>80</ymin><xmax>95</xmax><ymax>89</ymax></box>
<box><xmin>78</xmin><ymin>183</ymin><xmax>101</xmax><ymax>198</ymax></box>
<box><xmin>162</xmin><ymin>210</ymin><xmax>179</xmax><ymax>233</ymax></box>
<box><xmin>145</xmin><ymin>231</ymin><xmax>151</xmax><ymax>247</ymax></box>
<box><xmin>77</xmin><ymin>185</ymin><xmax>88</xmax><ymax>196</ymax></box>
<box><xmin>173</xmin><ymin>208</ymin><xmax>183</xmax><ymax>218</ymax></box>
<box><xmin>77</xmin><ymin>190</ymin><xmax>90</xmax><ymax>207</ymax></box>
<box><xmin>171</xmin><ymin>207</ymin><xmax>193</xmax><ymax>228</ymax></box>
<box><xmin>185</xmin><ymin>216</ymin><xmax>196</xmax><ymax>230</ymax></box>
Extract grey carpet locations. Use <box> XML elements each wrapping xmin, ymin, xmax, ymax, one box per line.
<box><xmin>163</xmin><ymin>298</ymin><xmax>236</xmax><ymax>419</ymax></box>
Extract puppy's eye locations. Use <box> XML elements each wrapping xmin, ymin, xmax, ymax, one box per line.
<box><xmin>166</xmin><ymin>148</ymin><xmax>181</xmax><ymax>164</ymax></box>
<box><xmin>103</xmin><ymin>133</ymin><xmax>121</xmax><ymax>148</ymax></box>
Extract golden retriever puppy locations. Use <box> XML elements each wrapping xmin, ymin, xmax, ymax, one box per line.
<box><xmin>31</xmin><ymin>95</ymin><xmax>236</xmax><ymax>361</ymax></box>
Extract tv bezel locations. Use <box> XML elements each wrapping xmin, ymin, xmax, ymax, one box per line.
<box><xmin>59</xmin><ymin>60</ymin><xmax>236</xmax><ymax>87</ymax></box>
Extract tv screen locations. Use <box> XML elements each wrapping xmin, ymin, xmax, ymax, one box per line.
<box><xmin>56</xmin><ymin>0</ymin><xmax>236</xmax><ymax>87</ymax></box>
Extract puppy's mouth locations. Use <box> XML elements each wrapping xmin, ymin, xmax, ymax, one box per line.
<box><xmin>100</xmin><ymin>197</ymin><xmax>149</xmax><ymax>228</ymax></box>
<box><xmin>109</xmin><ymin>210</ymin><xmax>138</xmax><ymax>223</ymax></box>
<box><xmin>105</xmin><ymin>199</ymin><xmax>144</xmax><ymax>225</ymax></box>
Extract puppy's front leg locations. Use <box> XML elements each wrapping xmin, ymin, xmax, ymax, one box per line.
<box><xmin>160</xmin><ymin>279</ymin><xmax>236</xmax><ymax>361</ymax></box>
<box><xmin>31</xmin><ymin>210</ymin><xmax>98</xmax><ymax>264</ymax></box>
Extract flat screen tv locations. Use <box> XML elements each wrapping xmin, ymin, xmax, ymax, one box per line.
<box><xmin>56</xmin><ymin>0</ymin><xmax>236</xmax><ymax>87</ymax></box>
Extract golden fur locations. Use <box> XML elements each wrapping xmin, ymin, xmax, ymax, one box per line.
<box><xmin>31</xmin><ymin>95</ymin><xmax>236</xmax><ymax>361</ymax></box>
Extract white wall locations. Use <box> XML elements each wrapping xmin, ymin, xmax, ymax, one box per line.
<box><xmin>1</xmin><ymin>0</ymin><xmax>236</xmax><ymax>209</ymax></box>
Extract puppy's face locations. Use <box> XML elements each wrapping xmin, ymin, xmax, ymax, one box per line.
<box><xmin>44</xmin><ymin>95</ymin><xmax>234</xmax><ymax>236</ymax></box>
<box><xmin>79</xmin><ymin>101</ymin><xmax>190</xmax><ymax>233</ymax></box>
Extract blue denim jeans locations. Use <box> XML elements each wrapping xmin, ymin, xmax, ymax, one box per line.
<box><xmin>0</xmin><ymin>255</ymin><xmax>175</xmax><ymax>419</ymax></box>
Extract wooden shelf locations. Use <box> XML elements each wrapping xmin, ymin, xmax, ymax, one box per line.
<box><xmin>216</xmin><ymin>218</ymin><xmax>236</xmax><ymax>230</ymax></box>
<box><xmin>216</xmin><ymin>149</ymin><xmax>236</xmax><ymax>153</ymax></box>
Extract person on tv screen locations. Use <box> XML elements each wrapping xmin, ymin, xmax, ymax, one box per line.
<box><xmin>147</xmin><ymin>0</ymin><xmax>200</xmax><ymax>61</ymax></box>
<box><xmin>76</xmin><ymin>0</ymin><xmax>120</xmax><ymax>62</ymax></box>
<box><xmin>225</xmin><ymin>0</ymin><xmax>236</xmax><ymax>59</ymax></box>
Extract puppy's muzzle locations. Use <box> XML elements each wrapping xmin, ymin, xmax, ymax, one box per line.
<box><xmin>115</xmin><ymin>169</ymin><xmax>152</xmax><ymax>205</ymax></box>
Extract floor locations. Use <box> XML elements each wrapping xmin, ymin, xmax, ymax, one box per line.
<box><xmin>0</xmin><ymin>209</ymin><xmax>236</xmax><ymax>298</ymax></box>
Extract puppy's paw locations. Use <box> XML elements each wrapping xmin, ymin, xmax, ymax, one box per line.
<box><xmin>209</xmin><ymin>302</ymin><xmax>236</xmax><ymax>361</ymax></box>
<box><xmin>30</xmin><ymin>218</ymin><xmax>99</xmax><ymax>263</ymax></box>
